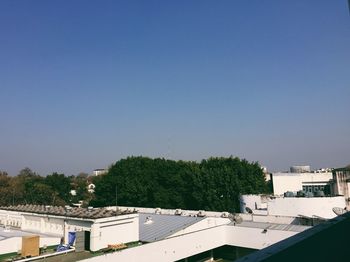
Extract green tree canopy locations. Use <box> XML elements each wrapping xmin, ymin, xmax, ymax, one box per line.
<box><xmin>91</xmin><ymin>156</ymin><xmax>269</xmax><ymax>212</ymax></box>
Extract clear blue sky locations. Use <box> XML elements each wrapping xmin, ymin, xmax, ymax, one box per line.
<box><xmin>0</xmin><ymin>1</ymin><xmax>349</xmax><ymax>176</ymax></box>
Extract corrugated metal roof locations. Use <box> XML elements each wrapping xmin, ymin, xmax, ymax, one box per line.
<box><xmin>139</xmin><ymin>213</ymin><xmax>205</xmax><ymax>242</ymax></box>
<box><xmin>232</xmin><ymin>221</ymin><xmax>311</xmax><ymax>232</ymax></box>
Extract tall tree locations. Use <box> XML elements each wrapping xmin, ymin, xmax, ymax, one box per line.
<box><xmin>91</xmin><ymin>156</ymin><xmax>269</xmax><ymax>212</ymax></box>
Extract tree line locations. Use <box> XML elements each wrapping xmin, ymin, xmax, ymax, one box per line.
<box><xmin>0</xmin><ymin>168</ymin><xmax>92</xmax><ymax>206</ymax></box>
<box><xmin>0</xmin><ymin>156</ymin><xmax>270</xmax><ymax>212</ymax></box>
<box><xmin>91</xmin><ymin>156</ymin><xmax>270</xmax><ymax>212</ymax></box>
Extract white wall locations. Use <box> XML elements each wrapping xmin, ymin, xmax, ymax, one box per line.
<box><xmin>226</xmin><ymin>226</ymin><xmax>297</xmax><ymax>250</ymax></box>
<box><xmin>90</xmin><ymin>214</ymin><xmax>139</xmax><ymax>252</ymax></box>
<box><xmin>268</xmin><ymin>197</ymin><xmax>345</xmax><ymax>219</ymax></box>
<box><xmin>22</xmin><ymin>215</ymin><xmax>64</xmax><ymax>236</ymax></box>
<box><xmin>240</xmin><ymin>195</ymin><xmax>265</xmax><ymax>213</ymax></box>
<box><xmin>272</xmin><ymin>172</ymin><xmax>332</xmax><ymax>195</ymax></box>
<box><xmin>0</xmin><ymin>210</ymin><xmax>22</xmax><ymax>228</ymax></box>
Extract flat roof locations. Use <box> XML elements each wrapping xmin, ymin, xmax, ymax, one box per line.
<box><xmin>139</xmin><ymin>213</ymin><xmax>205</xmax><ymax>242</ymax></box>
<box><xmin>0</xmin><ymin>205</ymin><xmax>136</xmax><ymax>220</ymax></box>
<box><xmin>232</xmin><ymin>221</ymin><xmax>311</xmax><ymax>233</ymax></box>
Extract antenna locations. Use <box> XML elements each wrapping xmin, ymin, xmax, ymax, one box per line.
<box><xmin>166</xmin><ymin>134</ymin><xmax>173</xmax><ymax>160</ymax></box>
<box><xmin>115</xmin><ymin>184</ymin><xmax>118</xmax><ymax>215</ymax></box>
<box><xmin>332</xmin><ymin>207</ymin><xmax>347</xmax><ymax>216</ymax></box>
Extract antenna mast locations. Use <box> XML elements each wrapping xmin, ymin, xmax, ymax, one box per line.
<box><xmin>115</xmin><ymin>184</ymin><xmax>118</xmax><ymax>215</ymax></box>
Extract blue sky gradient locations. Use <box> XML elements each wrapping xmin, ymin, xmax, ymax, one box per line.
<box><xmin>0</xmin><ymin>1</ymin><xmax>349</xmax><ymax>175</ymax></box>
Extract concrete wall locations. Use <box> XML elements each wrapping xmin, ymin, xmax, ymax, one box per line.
<box><xmin>268</xmin><ymin>197</ymin><xmax>345</xmax><ymax>219</ymax></box>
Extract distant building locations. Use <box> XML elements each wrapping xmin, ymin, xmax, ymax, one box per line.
<box><xmin>87</xmin><ymin>183</ymin><xmax>96</xmax><ymax>193</ymax></box>
<box><xmin>290</xmin><ymin>165</ymin><xmax>311</xmax><ymax>173</ymax></box>
<box><xmin>93</xmin><ymin>169</ymin><xmax>107</xmax><ymax>176</ymax></box>
<box><xmin>271</xmin><ymin>171</ymin><xmax>333</xmax><ymax>196</ymax></box>
<box><xmin>240</xmin><ymin>165</ymin><xmax>349</xmax><ymax>219</ymax></box>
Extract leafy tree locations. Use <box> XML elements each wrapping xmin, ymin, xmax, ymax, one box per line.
<box><xmin>91</xmin><ymin>156</ymin><xmax>269</xmax><ymax>212</ymax></box>
<box><xmin>0</xmin><ymin>171</ymin><xmax>13</xmax><ymax>206</ymax></box>
<box><xmin>44</xmin><ymin>172</ymin><xmax>71</xmax><ymax>204</ymax></box>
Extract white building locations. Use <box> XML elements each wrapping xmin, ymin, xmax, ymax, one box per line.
<box><xmin>78</xmin><ymin>206</ymin><xmax>311</xmax><ymax>262</ymax></box>
<box><xmin>93</xmin><ymin>169</ymin><xmax>108</xmax><ymax>176</ymax></box>
<box><xmin>240</xmin><ymin>166</ymin><xmax>348</xmax><ymax>220</ymax></box>
<box><xmin>271</xmin><ymin>171</ymin><xmax>333</xmax><ymax>196</ymax></box>
<box><xmin>289</xmin><ymin>165</ymin><xmax>311</xmax><ymax>173</ymax></box>
<box><xmin>0</xmin><ymin>205</ymin><xmax>139</xmax><ymax>252</ymax></box>
<box><xmin>0</xmin><ymin>205</ymin><xmax>324</xmax><ymax>261</ymax></box>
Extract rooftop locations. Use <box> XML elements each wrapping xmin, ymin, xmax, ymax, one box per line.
<box><xmin>0</xmin><ymin>205</ymin><xmax>136</xmax><ymax>220</ymax></box>
<box><xmin>233</xmin><ymin>221</ymin><xmax>311</xmax><ymax>233</ymax></box>
<box><xmin>139</xmin><ymin>213</ymin><xmax>205</xmax><ymax>242</ymax></box>
<box><xmin>236</xmin><ymin>212</ymin><xmax>350</xmax><ymax>261</ymax></box>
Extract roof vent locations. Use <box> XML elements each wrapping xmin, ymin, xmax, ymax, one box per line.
<box><xmin>197</xmin><ymin>210</ymin><xmax>206</xmax><ymax>217</ymax></box>
<box><xmin>221</xmin><ymin>212</ymin><xmax>229</xmax><ymax>218</ymax></box>
<box><xmin>175</xmin><ymin>209</ymin><xmax>182</xmax><ymax>215</ymax></box>
<box><xmin>144</xmin><ymin>216</ymin><xmax>153</xmax><ymax>224</ymax></box>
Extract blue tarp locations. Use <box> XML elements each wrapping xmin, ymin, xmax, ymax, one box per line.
<box><xmin>68</xmin><ymin>232</ymin><xmax>76</xmax><ymax>246</ymax></box>
<box><xmin>56</xmin><ymin>244</ymin><xmax>69</xmax><ymax>252</ymax></box>
<box><xmin>56</xmin><ymin>231</ymin><xmax>76</xmax><ymax>252</ymax></box>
